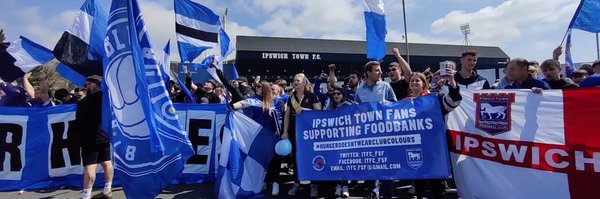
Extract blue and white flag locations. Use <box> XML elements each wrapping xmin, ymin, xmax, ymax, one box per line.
<box><xmin>7</xmin><ymin>36</ymin><xmax>54</xmax><ymax>73</ymax></box>
<box><xmin>0</xmin><ymin>36</ymin><xmax>53</xmax><ymax>82</ymax></box>
<box><xmin>219</xmin><ymin>27</ymin><xmax>235</xmax><ymax>59</ymax></box>
<box><xmin>569</xmin><ymin>0</ymin><xmax>600</xmax><ymax>33</ymax></box>
<box><xmin>564</xmin><ymin>0</ymin><xmax>600</xmax><ymax>77</ymax></box>
<box><xmin>175</xmin><ymin>0</ymin><xmax>221</xmax><ymax>63</ymax></box>
<box><xmin>103</xmin><ymin>0</ymin><xmax>193</xmax><ymax>198</ymax></box>
<box><xmin>192</xmin><ymin>55</ymin><xmax>222</xmax><ymax>84</ymax></box>
<box><xmin>228</xmin><ymin>63</ymin><xmax>240</xmax><ymax>80</ymax></box>
<box><xmin>216</xmin><ymin>111</ymin><xmax>278</xmax><ymax>199</ymax></box>
<box><xmin>363</xmin><ymin>0</ymin><xmax>387</xmax><ymax>61</ymax></box>
<box><xmin>53</xmin><ymin>0</ymin><xmax>107</xmax><ymax>87</ymax></box>
<box><xmin>0</xmin><ymin>43</ymin><xmax>22</xmax><ymax>82</ymax></box>
<box><xmin>160</xmin><ymin>40</ymin><xmax>172</xmax><ymax>89</ymax></box>
<box><xmin>565</xmin><ymin>30</ymin><xmax>575</xmax><ymax>77</ymax></box>
<box><xmin>174</xmin><ymin>68</ymin><xmax>197</xmax><ymax>103</ymax></box>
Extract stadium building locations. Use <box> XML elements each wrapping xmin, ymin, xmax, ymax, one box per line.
<box><xmin>234</xmin><ymin>36</ymin><xmax>510</xmax><ymax>83</ymax></box>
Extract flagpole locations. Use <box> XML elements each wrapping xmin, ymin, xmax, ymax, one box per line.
<box><xmin>560</xmin><ymin>28</ymin><xmax>570</xmax><ymax>47</ymax></box>
<box><xmin>402</xmin><ymin>0</ymin><xmax>410</xmax><ymax>65</ymax></box>
<box><xmin>222</xmin><ymin>8</ymin><xmax>228</xmax><ymax>31</ymax></box>
<box><xmin>596</xmin><ymin>33</ymin><xmax>600</xmax><ymax>59</ymax></box>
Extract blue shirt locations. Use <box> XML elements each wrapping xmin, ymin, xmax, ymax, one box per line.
<box><xmin>504</xmin><ymin>76</ymin><xmax>550</xmax><ymax>89</ymax></box>
<box><xmin>355</xmin><ymin>80</ymin><xmax>397</xmax><ymax>102</ymax></box>
<box><xmin>344</xmin><ymin>88</ymin><xmax>356</xmax><ymax>102</ymax></box>
<box><xmin>579</xmin><ymin>74</ymin><xmax>600</xmax><ymax>88</ymax></box>
<box><xmin>281</xmin><ymin>93</ymin><xmax>289</xmax><ymax>104</ymax></box>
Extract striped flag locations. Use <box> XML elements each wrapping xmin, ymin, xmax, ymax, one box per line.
<box><xmin>103</xmin><ymin>0</ymin><xmax>193</xmax><ymax>198</ymax></box>
<box><xmin>6</xmin><ymin>36</ymin><xmax>54</xmax><ymax>73</ymax></box>
<box><xmin>216</xmin><ymin>111</ymin><xmax>278</xmax><ymax>199</ymax></box>
<box><xmin>0</xmin><ymin>36</ymin><xmax>53</xmax><ymax>82</ymax></box>
<box><xmin>174</xmin><ymin>0</ymin><xmax>221</xmax><ymax>63</ymax></box>
<box><xmin>448</xmin><ymin>89</ymin><xmax>600</xmax><ymax>199</ymax></box>
<box><xmin>363</xmin><ymin>0</ymin><xmax>387</xmax><ymax>61</ymax></box>
<box><xmin>53</xmin><ymin>0</ymin><xmax>107</xmax><ymax>87</ymax></box>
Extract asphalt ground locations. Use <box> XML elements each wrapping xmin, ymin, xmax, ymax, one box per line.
<box><xmin>0</xmin><ymin>170</ymin><xmax>460</xmax><ymax>199</ymax></box>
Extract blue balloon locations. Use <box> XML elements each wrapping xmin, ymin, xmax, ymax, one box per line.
<box><xmin>275</xmin><ymin>139</ymin><xmax>292</xmax><ymax>156</ymax></box>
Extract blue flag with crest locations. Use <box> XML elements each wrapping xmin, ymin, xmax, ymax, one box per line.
<box><xmin>103</xmin><ymin>0</ymin><xmax>193</xmax><ymax>198</ymax></box>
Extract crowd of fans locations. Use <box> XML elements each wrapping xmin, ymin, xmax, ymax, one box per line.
<box><xmin>3</xmin><ymin>25</ymin><xmax>600</xmax><ymax>199</ymax></box>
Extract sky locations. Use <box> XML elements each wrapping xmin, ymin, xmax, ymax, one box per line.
<box><xmin>1</xmin><ymin>0</ymin><xmax>598</xmax><ymax>64</ymax></box>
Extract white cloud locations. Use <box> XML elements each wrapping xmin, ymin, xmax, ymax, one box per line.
<box><xmin>387</xmin><ymin>30</ymin><xmax>461</xmax><ymax>45</ymax></box>
<box><xmin>57</xmin><ymin>10</ymin><xmax>78</xmax><ymax>26</ymax></box>
<box><xmin>252</xmin><ymin>0</ymin><xmax>363</xmax><ymax>39</ymax></box>
<box><xmin>7</xmin><ymin>6</ymin><xmax>76</xmax><ymax>48</ymax></box>
<box><xmin>140</xmin><ymin>1</ymin><xmax>176</xmax><ymax>50</ymax></box>
<box><xmin>430</xmin><ymin>0</ymin><xmax>578</xmax><ymax>44</ymax></box>
<box><xmin>321</xmin><ymin>33</ymin><xmax>362</xmax><ymax>41</ymax></box>
<box><xmin>246</xmin><ymin>0</ymin><xmax>296</xmax><ymax>13</ymax></box>
<box><xmin>226</xmin><ymin>21</ymin><xmax>260</xmax><ymax>38</ymax></box>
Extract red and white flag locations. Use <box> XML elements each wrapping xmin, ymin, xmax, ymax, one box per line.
<box><xmin>448</xmin><ymin>89</ymin><xmax>600</xmax><ymax>199</ymax></box>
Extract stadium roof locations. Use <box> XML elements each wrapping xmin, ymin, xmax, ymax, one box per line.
<box><xmin>237</xmin><ymin>35</ymin><xmax>509</xmax><ymax>59</ymax></box>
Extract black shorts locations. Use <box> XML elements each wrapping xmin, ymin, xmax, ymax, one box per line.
<box><xmin>81</xmin><ymin>143</ymin><xmax>111</xmax><ymax>166</ymax></box>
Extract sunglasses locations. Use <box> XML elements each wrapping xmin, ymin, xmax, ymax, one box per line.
<box><xmin>388</xmin><ymin>68</ymin><xmax>398</xmax><ymax>72</ymax></box>
<box><xmin>333</xmin><ymin>92</ymin><xmax>343</xmax><ymax>96</ymax></box>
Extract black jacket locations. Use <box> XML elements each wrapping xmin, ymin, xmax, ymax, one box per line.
<box><xmin>74</xmin><ymin>91</ymin><xmax>108</xmax><ymax>147</ymax></box>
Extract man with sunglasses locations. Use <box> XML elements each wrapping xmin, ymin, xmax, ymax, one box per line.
<box><xmin>388</xmin><ymin>47</ymin><xmax>413</xmax><ymax>99</ymax></box>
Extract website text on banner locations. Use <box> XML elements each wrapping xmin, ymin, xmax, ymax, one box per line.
<box><xmin>447</xmin><ymin>89</ymin><xmax>600</xmax><ymax>199</ymax></box>
<box><xmin>295</xmin><ymin>95</ymin><xmax>451</xmax><ymax>181</ymax></box>
<box><xmin>0</xmin><ymin>104</ymin><xmax>226</xmax><ymax>191</ymax></box>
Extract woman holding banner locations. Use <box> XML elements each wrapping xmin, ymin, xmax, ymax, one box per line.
<box><xmin>407</xmin><ymin>63</ymin><xmax>462</xmax><ymax>199</ymax></box>
<box><xmin>329</xmin><ymin>86</ymin><xmax>355</xmax><ymax>198</ymax></box>
<box><xmin>282</xmin><ymin>73</ymin><xmax>322</xmax><ymax>197</ymax></box>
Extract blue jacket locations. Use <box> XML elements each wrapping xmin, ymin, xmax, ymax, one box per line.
<box><xmin>579</xmin><ymin>74</ymin><xmax>600</xmax><ymax>88</ymax></box>
<box><xmin>504</xmin><ymin>76</ymin><xmax>550</xmax><ymax>89</ymax></box>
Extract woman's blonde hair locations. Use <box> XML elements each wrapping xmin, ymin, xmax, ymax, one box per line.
<box><xmin>259</xmin><ymin>81</ymin><xmax>274</xmax><ymax>112</ymax></box>
<box><xmin>295</xmin><ymin>73</ymin><xmax>311</xmax><ymax>92</ymax></box>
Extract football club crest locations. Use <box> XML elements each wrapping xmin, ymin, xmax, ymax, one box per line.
<box><xmin>474</xmin><ymin>93</ymin><xmax>516</xmax><ymax>135</ymax></box>
<box><xmin>312</xmin><ymin>155</ymin><xmax>326</xmax><ymax>171</ymax></box>
<box><xmin>406</xmin><ymin>148</ymin><xmax>423</xmax><ymax>169</ymax></box>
